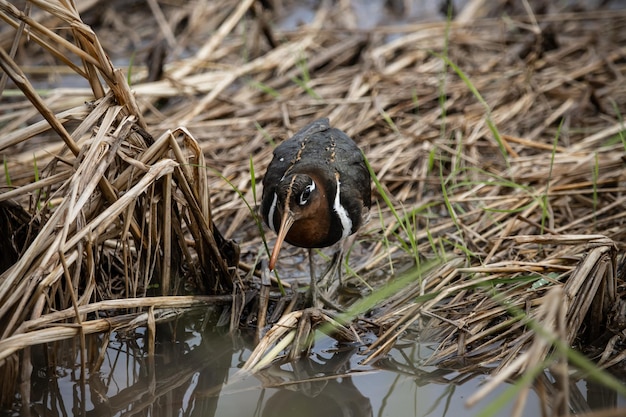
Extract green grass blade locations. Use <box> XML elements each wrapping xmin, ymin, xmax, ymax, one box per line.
<box><xmin>248</xmin><ymin>79</ymin><xmax>280</xmax><ymax>98</ymax></box>
<box><xmin>433</xmin><ymin>52</ymin><xmax>509</xmax><ymax>167</ymax></box>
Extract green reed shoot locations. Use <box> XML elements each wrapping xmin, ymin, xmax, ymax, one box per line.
<box><xmin>434</xmin><ymin>53</ymin><xmax>509</xmax><ymax>168</ymax></box>
<box><xmin>541</xmin><ymin>121</ymin><xmax>562</xmax><ymax>234</ymax></box>
<box><xmin>199</xmin><ymin>157</ymin><xmax>285</xmax><ymax>295</ymax></box>
<box><xmin>249</xmin><ymin>155</ymin><xmax>285</xmax><ymax>294</ymax></box>
<box><xmin>364</xmin><ymin>154</ymin><xmax>420</xmax><ymax>268</ymax></box>
<box><xmin>248</xmin><ymin>79</ymin><xmax>280</xmax><ymax>98</ymax></box>
<box><xmin>291</xmin><ymin>55</ymin><xmax>322</xmax><ymax>100</ymax></box>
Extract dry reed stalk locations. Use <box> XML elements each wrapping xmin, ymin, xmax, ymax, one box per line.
<box><xmin>1</xmin><ymin>0</ymin><xmax>626</xmax><ymax>411</ymax></box>
<box><xmin>0</xmin><ymin>0</ymin><xmax>238</xmax><ymax>382</ymax></box>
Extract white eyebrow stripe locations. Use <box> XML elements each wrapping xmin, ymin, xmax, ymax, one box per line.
<box><xmin>268</xmin><ymin>193</ymin><xmax>278</xmax><ymax>232</ymax></box>
<box><xmin>333</xmin><ymin>179</ymin><xmax>352</xmax><ymax>240</ymax></box>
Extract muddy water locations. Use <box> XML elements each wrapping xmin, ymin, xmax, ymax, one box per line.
<box><xmin>5</xmin><ymin>312</ymin><xmax>624</xmax><ymax>416</ymax></box>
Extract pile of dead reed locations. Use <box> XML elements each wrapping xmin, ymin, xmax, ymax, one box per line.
<box><xmin>0</xmin><ymin>0</ymin><xmax>239</xmax><ymax>383</ymax></box>
<box><xmin>1</xmin><ymin>0</ymin><xmax>626</xmax><ymax>409</ymax></box>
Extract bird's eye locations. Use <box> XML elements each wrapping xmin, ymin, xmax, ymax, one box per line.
<box><xmin>299</xmin><ymin>182</ymin><xmax>315</xmax><ymax>205</ymax></box>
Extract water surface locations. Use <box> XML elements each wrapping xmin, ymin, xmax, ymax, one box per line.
<box><xmin>6</xmin><ymin>312</ymin><xmax>624</xmax><ymax>416</ymax></box>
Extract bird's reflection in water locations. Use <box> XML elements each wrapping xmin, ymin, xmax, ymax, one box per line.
<box><xmin>257</xmin><ymin>347</ymin><xmax>373</xmax><ymax>417</ymax></box>
<box><xmin>262</xmin><ymin>377</ymin><xmax>372</xmax><ymax>417</ymax></box>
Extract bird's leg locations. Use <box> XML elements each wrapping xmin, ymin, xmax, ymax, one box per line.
<box><xmin>309</xmin><ymin>249</ymin><xmax>344</xmax><ymax>310</ymax></box>
<box><xmin>312</xmin><ymin>248</ymin><xmax>346</xmax><ymax>311</ymax></box>
<box><xmin>318</xmin><ymin>237</ymin><xmax>356</xmax><ymax>303</ymax></box>
<box><xmin>319</xmin><ymin>233</ymin><xmax>361</xmax><ymax>300</ymax></box>
<box><xmin>310</xmin><ymin>235</ymin><xmax>359</xmax><ymax>309</ymax></box>
<box><xmin>308</xmin><ymin>248</ymin><xmax>319</xmax><ymax>307</ymax></box>
<box><xmin>317</xmin><ymin>248</ymin><xmax>343</xmax><ymax>293</ymax></box>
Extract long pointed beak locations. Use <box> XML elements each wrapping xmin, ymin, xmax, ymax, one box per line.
<box><xmin>269</xmin><ymin>209</ymin><xmax>295</xmax><ymax>271</ymax></box>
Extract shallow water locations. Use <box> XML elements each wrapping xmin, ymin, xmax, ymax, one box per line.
<box><xmin>5</xmin><ymin>312</ymin><xmax>624</xmax><ymax>416</ymax></box>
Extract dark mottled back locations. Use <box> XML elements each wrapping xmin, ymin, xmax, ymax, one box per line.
<box><xmin>261</xmin><ymin>118</ymin><xmax>371</xmax><ymax>249</ymax></box>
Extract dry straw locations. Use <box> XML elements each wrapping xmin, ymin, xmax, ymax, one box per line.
<box><xmin>1</xmin><ymin>0</ymin><xmax>625</xmax><ymax>410</ymax></box>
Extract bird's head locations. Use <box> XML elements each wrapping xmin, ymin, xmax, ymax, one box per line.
<box><xmin>268</xmin><ymin>173</ymin><xmax>326</xmax><ymax>270</ymax></box>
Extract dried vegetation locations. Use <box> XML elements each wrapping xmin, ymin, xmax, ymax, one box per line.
<box><xmin>1</xmin><ymin>0</ymin><xmax>626</xmax><ymax>409</ymax></box>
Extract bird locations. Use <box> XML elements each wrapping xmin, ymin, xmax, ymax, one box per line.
<box><xmin>261</xmin><ymin>118</ymin><xmax>371</xmax><ymax>306</ymax></box>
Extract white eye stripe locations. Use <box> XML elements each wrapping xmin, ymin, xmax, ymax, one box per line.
<box><xmin>333</xmin><ymin>179</ymin><xmax>353</xmax><ymax>239</ymax></box>
<box><xmin>299</xmin><ymin>181</ymin><xmax>316</xmax><ymax>205</ymax></box>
